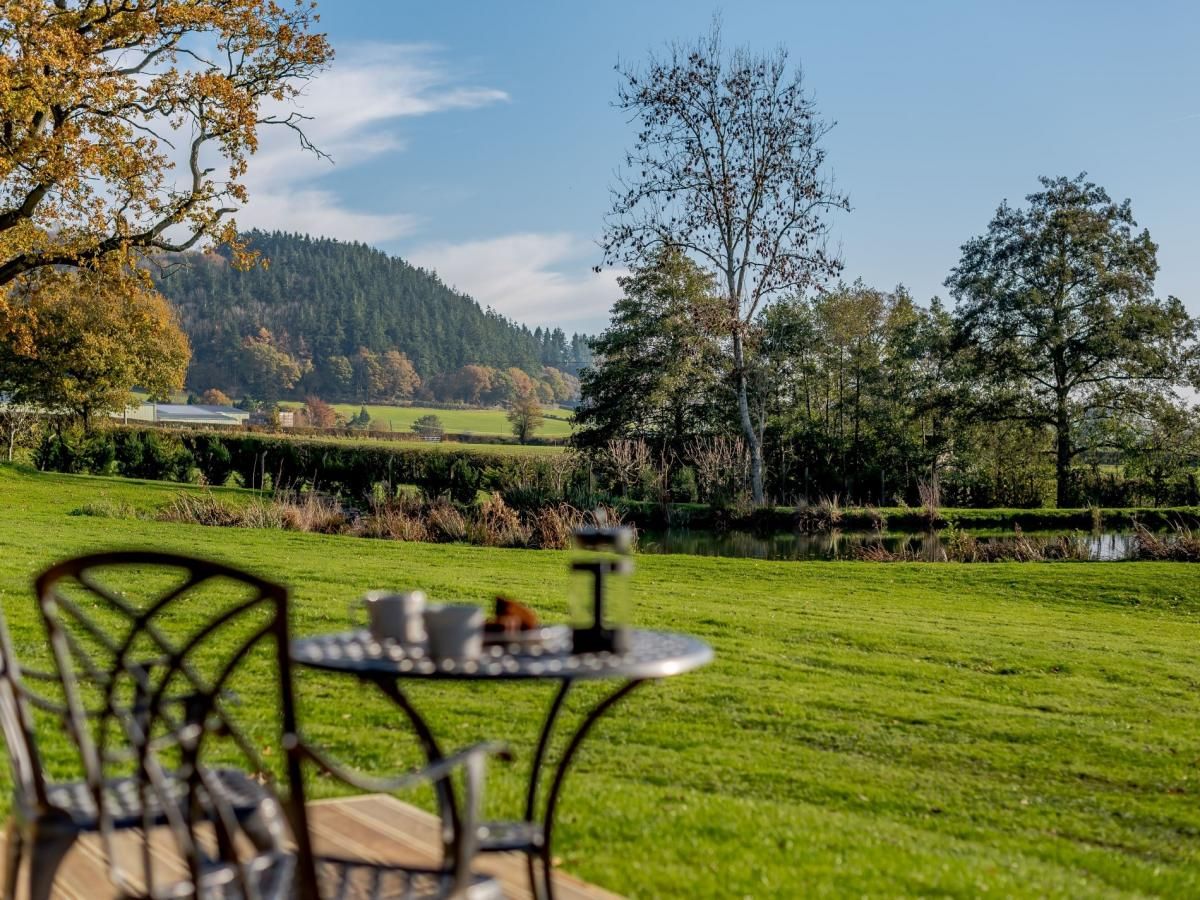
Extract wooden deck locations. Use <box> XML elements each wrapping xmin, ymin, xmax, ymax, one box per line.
<box><xmin>0</xmin><ymin>794</ymin><xmax>622</xmax><ymax>899</ymax></box>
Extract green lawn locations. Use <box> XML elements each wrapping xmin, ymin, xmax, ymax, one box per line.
<box><xmin>281</xmin><ymin>402</ymin><xmax>575</xmax><ymax>438</ymax></box>
<box><xmin>0</xmin><ymin>465</ymin><xmax>1198</xmax><ymax>897</ymax></box>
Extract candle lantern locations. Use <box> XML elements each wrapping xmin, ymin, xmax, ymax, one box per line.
<box><xmin>569</xmin><ymin>525</ymin><xmax>634</xmax><ymax>654</ymax></box>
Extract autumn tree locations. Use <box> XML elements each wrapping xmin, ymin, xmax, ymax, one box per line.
<box><xmin>379</xmin><ymin>350</ymin><xmax>420</xmax><ymax>401</ymax></box>
<box><xmin>504</xmin><ymin>367</ymin><xmax>535</xmax><ymax>402</ymax></box>
<box><xmin>0</xmin><ymin>267</ymin><xmax>189</xmax><ymax>427</ymax></box>
<box><xmin>199</xmin><ymin>388</ymin><xmax>233</xmax><ymax>406</ymax></box>
<box><xmin>946</xmin><ymin>174</ymin><xmax>1197</xmax><ymax>507</ymax></box>
<box><xmin>451</xmin><ymin>365</ymin><xmax>495</xmax><ymax>405</ymax></box>
<box><xmin>0</xmin><ymin>2</ymin><xmax>331</xmax><ymax>285</ymax></box>
<box><xmin>541</xmin><ymin>366</ymin><xmax>579</xmax><ymax>403</ymax></box>
<box><xmin>508</xmin><ymin>390</ymin><xmax>544</xmax><ymax>444</ymax></box>
<box><xmin>240</xmin><ymin>328</ymin><xmax>302</xmax><ymax>400</ymax></box>
<box><xmin>541</xmin><ymin>367</ymin><xmax>567</xmax><ymax>403</ymax></box>
<box><xmin>352</xmin><ymin>347</ymin><xmax>384</xmax><ymax>402</ymax></box>
<box><xmin>604</xmin><ymin>21</ymin><xmax>848</xmax><ymax>505</ymax></box>
<box><xmin>303</xmin><ymin>395</ymin><xmax>337</xmax><ymax>429</ymax></box>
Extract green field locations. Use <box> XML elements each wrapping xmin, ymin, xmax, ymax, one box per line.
<box><xmin>282</xmin><ymin>402</ymin><xmax>575</xmax><ymax>438</ymax></box>
<box><xmin>0</xmin><ymin>465</ymin><xmax>1198</xmax><ymax>897</ymax></box>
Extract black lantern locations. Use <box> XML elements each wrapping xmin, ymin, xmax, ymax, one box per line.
<box><xmin>569</xmin><ymin>525</ymin><xmax>633</xmax><ymax>654</ymax></box>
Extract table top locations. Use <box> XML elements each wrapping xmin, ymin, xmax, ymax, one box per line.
<box><xmin>291</xmin><ymin>628</ymin><xmax>713</xmax><ymax>682</ymax></box>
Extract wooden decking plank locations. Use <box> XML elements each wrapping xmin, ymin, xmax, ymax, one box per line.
<box><xmin>0</xmin><ymin>795</ymin><xmax>622</xmax><ymax>899</ymax></box>
<box><xmin>313</xmin><ymin>795</ymin><xmax>622</xmax><ymax>900</ymax></box>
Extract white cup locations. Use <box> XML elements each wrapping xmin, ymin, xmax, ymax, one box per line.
<box><xmin>424</xmin><ymin>604</ymin><xmax>484</xmax><ymax>660</ymax></box>
<box><xmin>361</xmin><ymin>590</ymin><xmax>426</xmax><ymax>644</ymax></box>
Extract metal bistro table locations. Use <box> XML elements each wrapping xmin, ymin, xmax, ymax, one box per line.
<box><xmin>292</xmin><ymin>627</ymin><xmax>712</xmax><ymax>900</ymax></box>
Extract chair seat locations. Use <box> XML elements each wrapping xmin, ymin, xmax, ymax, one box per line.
<box><xmin>314</xmin><ymin>856</ymin><xmax>502</xmax><ymax>900</ymax></box>
<box><xmin>131</xmin><ymin>849</ymin><xmax>296</xmax><ymax>900</ymax></box>
<box><xmin>44</xmin><ymin>768</ymin><xmax>272</xmax><ymax>831</ymax></box>
<box><xmin>165</xmin><ymin>855</ymin><xmax>502</xmax><ymax>900</ymax></box>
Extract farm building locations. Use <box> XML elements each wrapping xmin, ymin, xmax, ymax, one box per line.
<box><xmin>117</xmin><ymin>403</ymin><xmax>251</xmax><ymax>427</ymax></box>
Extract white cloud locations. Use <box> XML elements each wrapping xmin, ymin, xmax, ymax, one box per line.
<box><xmin>168</xmin><ymin>44</ymin><xmax>619</xmax><ymax>331</ymax></box>
<box><xmin>408</xmin><ymin>233</ymin><xmax>624</xmax><ymax>331</ymax></box>
<box><xmin>231</xmin><ymin>43</ymin><xmax>508</xmax><ymax>242</ymax></box>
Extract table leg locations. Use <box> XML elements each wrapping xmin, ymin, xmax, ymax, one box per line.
<box><xmin>371</xmin><ymin>678</ymin><xmax>461</xmax><ymax>857</ymax></box>
<box><xmin>536</xmin><ymin>679</ymin><xmax>645</xmax><ymax>900</ymax></box>
<box><xmin>523</xmin><ymin>681</ymin><xmax>572</xmax><ymax>894</ymax></box>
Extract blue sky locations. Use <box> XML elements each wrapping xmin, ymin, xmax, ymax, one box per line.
<box><xmin>239</xmin><ymin>1</ymin><xmax>1200</xmax><ymax>333</ymax></box>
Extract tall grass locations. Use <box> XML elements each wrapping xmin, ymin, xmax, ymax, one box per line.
<box><xmin>795</xmin><ymin>494</ymin><xmax>844</xmax><ymax>532</ymax></box>
<box><xmin>69</xmin><ymin>498</ymin><xmax>147</xmax><ymax>520</ymax></box>
<box><xmin>854</xmin><ymin>525</ymin><xmax>1095</xmax><ymax>562</ymax></box>
<box><xmin>152</xmin><ymin>489</ymin><xmax>631</xmax><ymax>551</ymax></box>
<box><xmin>1131</xmin><ymin>522</ymin><xmax>1200</xmax><ymax>561</ymax></box>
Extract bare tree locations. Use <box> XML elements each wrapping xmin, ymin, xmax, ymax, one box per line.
<box><xmin>605</xmin><ymin>438</ymin><xmax>653</xmax><ymax>496</ymax></box>
<box><xmin>687</xmin><ymin>435</ymin><xmax>748</xmax><ymax>506</ymax></box>
<box><xmin>604</xmin><ymin>21</ymin><xmax>848</xmax><ymax>505</ymax></box>
<box><xmin>0</xmin><ymin>404</ymin><xmax>39</xmax><ymax>462</ymax></box>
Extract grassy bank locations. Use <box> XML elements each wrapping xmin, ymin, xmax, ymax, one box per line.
<box><xmin>0</xmin><ymin>465</ymin><xmax>1198</xmax><ymax>896</ymax></box>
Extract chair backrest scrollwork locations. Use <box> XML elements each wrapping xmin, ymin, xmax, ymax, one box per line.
<box><xmin>31</xmin><ymin>550</ymin><xmax>321</xmax><ymax>900</ymax></box>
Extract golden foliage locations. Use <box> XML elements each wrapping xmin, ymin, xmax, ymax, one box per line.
<box><xmin>0</xmin><ymin>1</ymin><xmax>332</xmax><ymax>283</ymax></box>
<box><xmin>0</xmin><ymin>266</ymin><xmax>190</xmax><ymax>423</ymax></box>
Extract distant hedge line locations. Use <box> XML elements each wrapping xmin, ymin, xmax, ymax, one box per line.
<box><xmin>250</xmin><ymin>425</ymin><xmax>567</xmax><ymax>446</ymax></box>
<box><xmin>35</xmin><ymin>427</ymin><xmax>579</xmax><ymax>505</ymax></box>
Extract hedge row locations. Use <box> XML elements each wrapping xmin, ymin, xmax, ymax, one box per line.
<box><xmin>246</xmin><ymin>425</ymin><xmax>567</xmax><ymax>446</ymax></box>
<box><xmin>35</xmin><ymin>427</ymin><xmax>577</xmax><ymax>505</ymax></box>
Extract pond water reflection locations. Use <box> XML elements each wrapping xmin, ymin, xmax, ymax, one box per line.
<box><xmin>637</xmin><ymin>528</ymin><xmax>1138</xmax><ymax>561</ymax></box>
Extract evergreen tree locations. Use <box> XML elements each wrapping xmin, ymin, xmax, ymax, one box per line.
<box><xmin>156</xmin><ymin>231</ymin><xmax>546</xmax><ymax>398</ymax></box>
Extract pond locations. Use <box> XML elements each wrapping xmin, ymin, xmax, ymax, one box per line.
<box><xmin>636</xmin><ymin>527</ymin><xmax>1138</xmax><ymax>561</ymax></box>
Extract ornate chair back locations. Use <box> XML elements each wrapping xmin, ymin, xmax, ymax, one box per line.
<box><xmin>31</xmin><ymin>550</ymin><xmax>320</xmax><ymax>899</ymax></box>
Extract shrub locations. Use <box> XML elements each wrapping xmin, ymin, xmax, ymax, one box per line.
<box><xmin>69</xmin><ymin>498</ymin><xmax>142</xmax><ymax>519</ymax></box>
<box><xmin>426</xmin><ymin>499</ymin><xmax>469</xmax><ymax>542</ymax></box>
<box><xmin>670</xmin><ymin>466</ymin><xmax>699</xmax><ymax>504</ymax></box>
<box><xmin>237</xmin><ymin>501</ymin><xmax>286</xmax><ymax>529</ymax></box>
<box><xmin>471</xmin><ymin>493</ymin><xmax>531</xmax><ymax>548</ymax></box>
<box><xmin>530</xmin><ymin>504</ymin><xmax>585</xmax><ymax>550</ymax></box>
<box><xmin>1131</xmin><ymin>523</ymin><xmax>1200</xmax><ymax>561</ymax></box>
<box><xmin>796</xmin><ymin>495</ymin><xmax>843</xmax><ymax>532</ymax></box>
<box><xmin>411</xmin><ymin>414</ymin><xmax>445</xmax><ymax>439</ymax></box>
<box><xmin>275</xmin><ymin>492</ymin><xmax>347</xmax><ymax>534</ymax></box>
<box><xmin>361</xmin><ymin>500</ymin><xmax>430</xmax><ymax>542</ymax></box>
<box><xmin>157</xmin><ymin>493</ymin><xmax>244</xmax><ymax>527</ymax></box>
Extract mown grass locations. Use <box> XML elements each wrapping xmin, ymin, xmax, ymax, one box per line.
<box><xmin>0</xmin><ymin>465</ymin><xmax>1198</xmax><ymax>897</ymax></box>
<box><xmin>279</xmin><ymin>402</ymin><xmax>575</xmax><ymax>438</ymax></box>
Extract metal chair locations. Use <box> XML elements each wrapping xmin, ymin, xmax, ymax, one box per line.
<box><xmin>0</xmin><ymin>550</ymin><xmax>503</xmax><ymax>900</ymax></box>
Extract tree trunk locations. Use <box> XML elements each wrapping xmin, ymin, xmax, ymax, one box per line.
<box><xmin>1055</xmin><ymin>398</ymin><xmax>1071</xmax><ymax>508</ymax></box>
<box><xmin>732</xmin><ymin>330</ymin><xmax>764</xmax><ymax>506</ymax></box>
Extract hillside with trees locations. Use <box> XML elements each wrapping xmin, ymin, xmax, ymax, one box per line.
<box><xmin>155</xmin><ymin>231</ymin><xmax>591</xmax><ymax>403</ymax></box>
